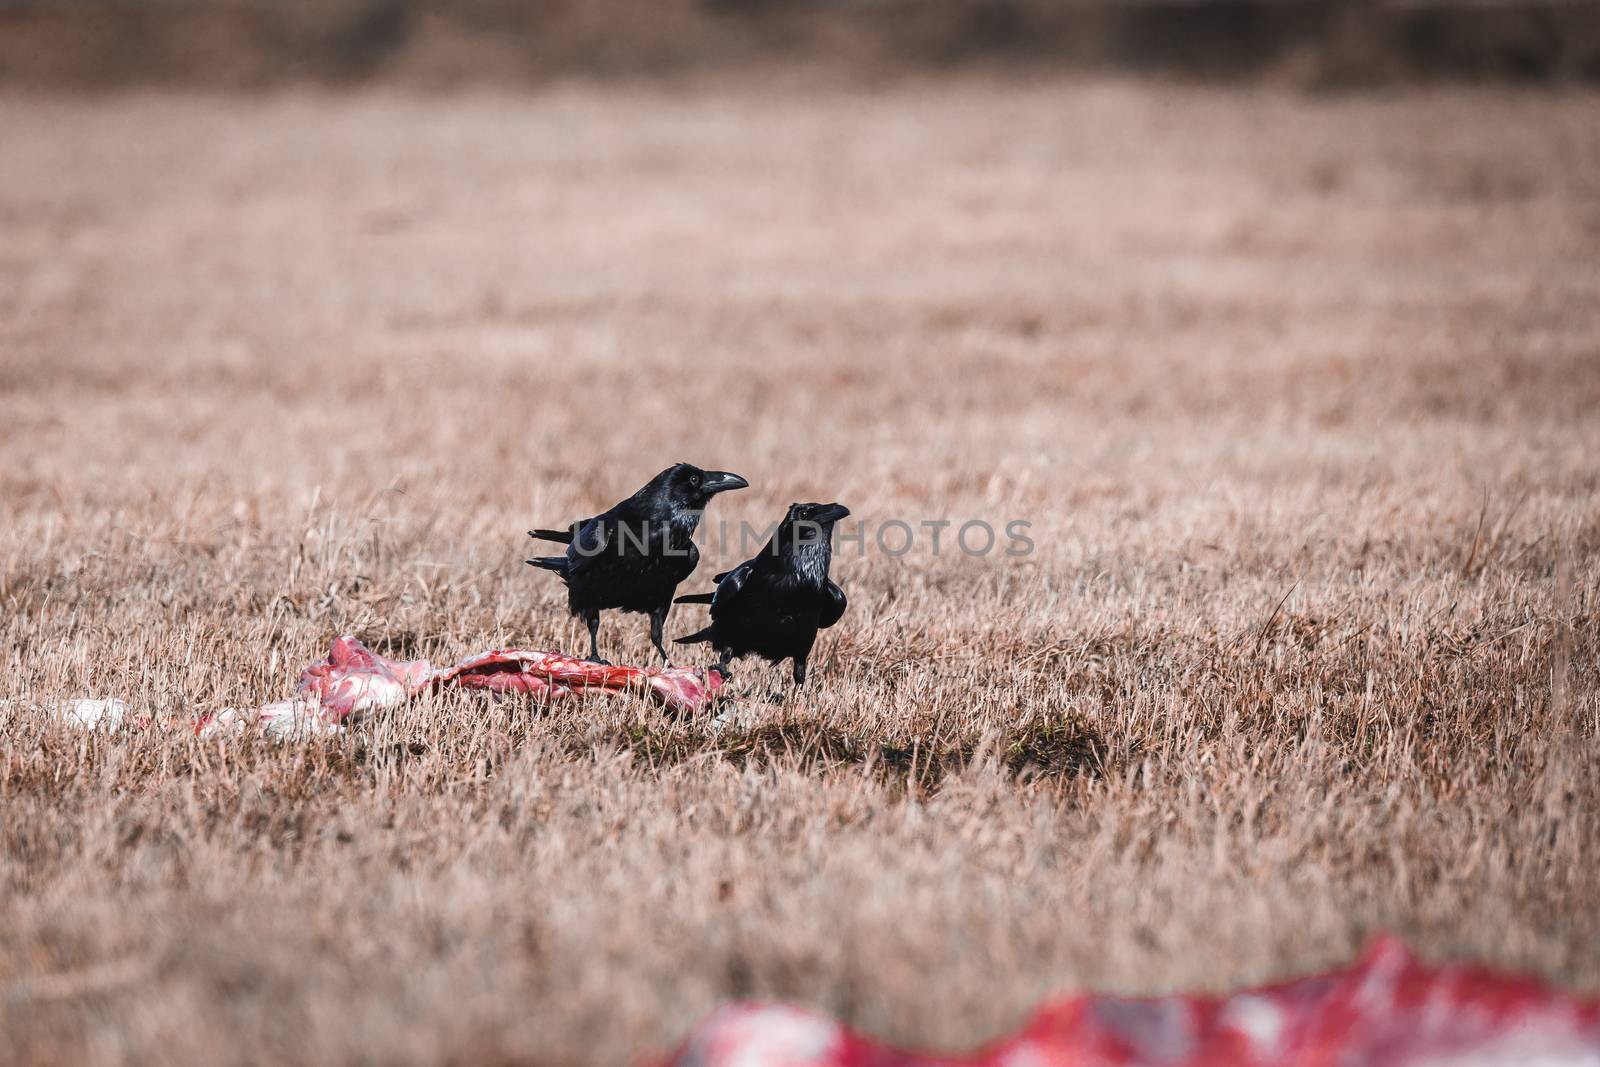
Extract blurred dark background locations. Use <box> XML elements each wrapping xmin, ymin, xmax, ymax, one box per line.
<box><xmin>2</xmin><ymin>0</ymin><xmax>1598</xmax><ymax>89</ymax></box>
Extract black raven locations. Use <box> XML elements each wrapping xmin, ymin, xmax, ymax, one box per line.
<box><xmin>673</xmin><ymin>502</ymin><xmax>849</xmax><ymax>685</ymax></box>
<box><xmin>527</xmin><ymin>463</ymin><xmax>748</xmax><ymax>664</ymax></box>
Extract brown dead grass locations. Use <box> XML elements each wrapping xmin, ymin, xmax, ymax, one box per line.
<box><xmin>1</xmin><ymin>80</ymin><xmax>1597</xmax><ymax>1065</ymax></box>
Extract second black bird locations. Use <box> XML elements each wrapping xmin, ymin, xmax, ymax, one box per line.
<box><xmin>527</xmin><ymin>463</ymin><xmax>748</xmax><ymax>664</ymax></box>
<box><xmin>674</xmin><ymin>502</ymin><xmax>849</xmax><ymax>685</ymax></box>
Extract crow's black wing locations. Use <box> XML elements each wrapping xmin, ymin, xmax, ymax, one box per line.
<box><xmin>563</xmin><ymin>516</ymin><xmax>610</xmax><ymax>577</ymax></box>
<box><xmin>817</xmin><ymin>580</ymin><xmax>847</xmax><ymax>629</ymax></box>
<box><xmin>710</xmin><ymin>560</ymin><xmax>755</xmax><ymax>613</ymax></box>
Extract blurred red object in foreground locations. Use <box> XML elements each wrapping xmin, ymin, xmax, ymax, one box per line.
<box><xmin>662</xmin><ymin>939</ymin><xmax>1600</xmax><ymax>1067</ymax></box>
<box><xmin>191</xmin><ymin>635</ymin><xmax>721</xmax><ymax>735</ymax></box>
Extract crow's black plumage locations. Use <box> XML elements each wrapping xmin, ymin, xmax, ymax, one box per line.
<box><xmin>527</xmin><ymin>463</ymin><xmax>748</xmax><ymax>663</ymax></box>
<box><xmin>674</xmin><ymin>502</ymin><xmax>849</xmax><ymax>685</ymax></box>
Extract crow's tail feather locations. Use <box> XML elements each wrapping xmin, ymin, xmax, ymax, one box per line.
<box><xmin>528</xmin><ymin>528</ymin><xmax>574</xmax><ymax>545</ymax></box>
<box><xmin>674</xmin><ymin>592</ymin><xmax>715</xmax><ymax>605</ymax></box>
<box><xmin>674</xmin><ymin>626</ymin><xmax>714</xmax><ymax>645</ymax></box>
<box><xmin>525</xmin><ymin>557</ymin><xmax>569</xmax><ymax>573</ymax></box>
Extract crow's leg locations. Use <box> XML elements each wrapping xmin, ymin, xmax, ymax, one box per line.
<box><xmin>648</xmin><ymin>603</ymin><xmax>672</xmax><ymax>666</ymax></box>
<box><xmin>583</xmin><ymin>608</ymin><xmax>609</xmax><ymax>666</ymax></box>
<box><xmin>755</xmin><ymin>655</ymin><xmax>812</xmax><ymax>703</ymax></box>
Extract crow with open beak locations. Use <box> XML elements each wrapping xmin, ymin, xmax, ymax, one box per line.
<box><xmin>673</xmin><ymin>502</ymin><xmax>849</xmax><ymax>686</ymax></box>
<box><xmin>527</xmin><ymin>463</ymin><xmax>749</xmax><ymax>664</ymax></box>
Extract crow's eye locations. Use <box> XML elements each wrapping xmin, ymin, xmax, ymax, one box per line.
<box><xmin>690</xmin><ymin>473</ymin><xmax>702</xmax><ymax>489</ymax></box>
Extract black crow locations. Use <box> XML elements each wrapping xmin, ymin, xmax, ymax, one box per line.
<box><xmin>527</xmin><ymin>463</ymin><xmax>748</xmax><ymax>664</ymax></box>
<box><xmin>673</xmin><ymin>502</ymin><xmax>849</xmax><ymax>685</ymax></box>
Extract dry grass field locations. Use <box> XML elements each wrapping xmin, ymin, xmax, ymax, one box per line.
<box><xmin>1</xmin><ymin>80</ymin><xmax>1598</xmax><ymax>1064</ymax></box>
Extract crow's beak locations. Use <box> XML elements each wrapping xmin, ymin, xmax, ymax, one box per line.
<box><xmin>702</xmin><ymin>471</ymin><xmax>749</xmax><ymax>495</ymax></box>
<box><xmin>814</xmin><ymin>503</ymin><xmax>850</xmax><ymax>524</ymax></box>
